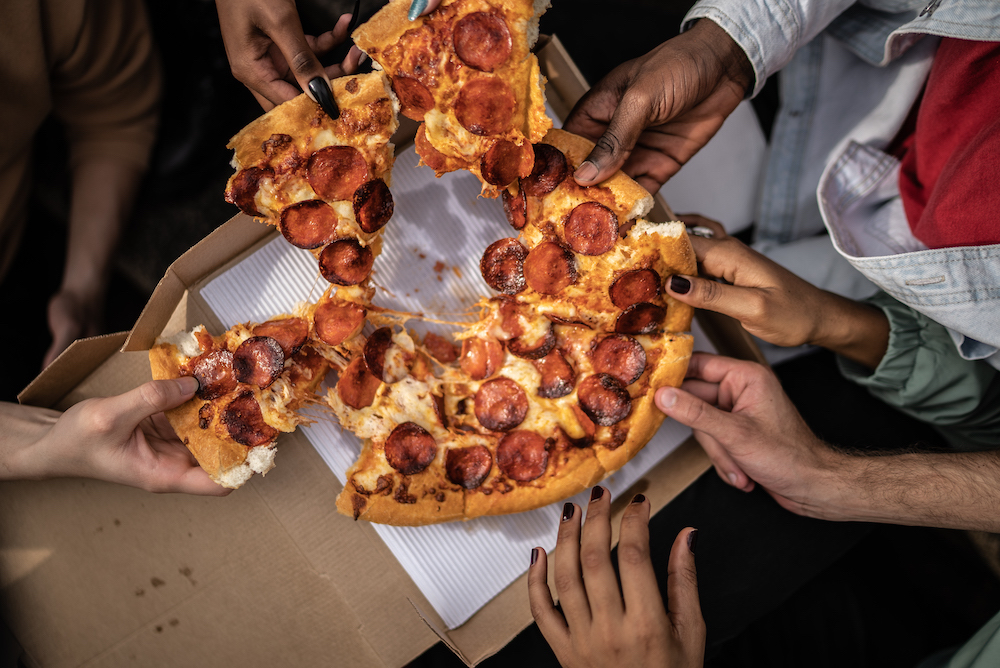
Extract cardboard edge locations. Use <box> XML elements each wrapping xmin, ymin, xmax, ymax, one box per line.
<box><xmin>17</xmin><ymin>332</ymin><xmax>129</xmax><ymax>408</ymax></box>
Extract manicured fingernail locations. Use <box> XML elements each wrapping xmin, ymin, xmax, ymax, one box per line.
<box><xmin>670</xmin><ymin>275</ymin><xmax>691</xmax><ymax>295</ymax></box>
<box><xmin>175</xmin><ymin>376</ymin><xmax>199</xmax><ymax>394</ymax></box>
<box><xmin>590</xmin><ymin>486</ymin><xmax>603</xmax><ymax>502</ymax></box>
<box><xmin>561</xmin><ymin>503</ymin><xmax>574</xmax><ymax>521</ymax></box>
<box><xmin>687</xmin><ymin>529</ymin><xmax>699</xmax><ymax>553</ymax></box>
<box><xmin>575</xmin><ymin>161</ymin><xmax>598</xmax><ymax>182</ymax></box>
<box><xmin>408</xmin><ymin>0</ymin><xmax>428</xmax><ymax>20</ymax></box>
<box><xmin>531</xmin><ymin>547</ymin><xmax>539</xmax><ymax>565</ymax></box>
<box><xmin>308</xmin><ymin>77</ymin><xmax>339</xmax><ymax>119</ymax></box>
<box><xmin>631</xmin><ymin>493</ymin><xmax>645</xmax><ymax>505</ymax></box>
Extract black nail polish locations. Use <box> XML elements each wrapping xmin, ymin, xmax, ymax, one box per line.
<box><xmin>687</xmin><ymin>529</ymin><xmax>699</xmax><ymax>554</ymax></box>
<box><xmin>670</xmin><ymin>275</ymin><xmax>691</xmax><ymax>295</ymax></box>
<box><xmin>630</xmin><ymin>493</ymin><xmax>645</xmax><ymax>505</ymax></box>
<box><xmin>308</xmin><ymin>77</ymin><xmax>339</xmax><ymax>119</ymax></box>
<box><xmin>561</xmin><ymin>503</ymin><xmax>574</xmax><ymax>521</ymax></box>
<box><xmin>530</xmin><ymin>547</ymin><xmax>539</xmax><ymax>565</ymax></box>
<box><xmin>590</xmin><ymin>486</ymin><xmax>603</xmax><ymax>502</ymax></box>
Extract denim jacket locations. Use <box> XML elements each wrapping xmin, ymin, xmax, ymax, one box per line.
<box><xmin>685</xmin><ymin>0</ymin><xmax>1000</xmax><ymax>369</ymax></box>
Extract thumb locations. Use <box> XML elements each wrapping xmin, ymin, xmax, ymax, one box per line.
<box><xmin>268</xmin><ymin>18</ymin><xmax>338</xmax><ymax>117</ymax></box>
<box><xmin>666</xmin><ymin>528</ymin><xmax>705</xmax><ymax>640</ymax></box>
<box><xmin>665</xmin><ymin>274</ymin><xmax>765</xmax><ymax>326</ymax></box>
<box><xmin>109</xmin><ymin>377</ymin><xmax>199</xmax><ymax>432</ymax></box>
<box><xmin>574</xmin><ymin>93</ymin><xmax>652</xmax><ymax>186</ymax></box>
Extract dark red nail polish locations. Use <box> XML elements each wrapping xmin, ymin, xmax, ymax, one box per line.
<box><xmin>670</xmin><ymin>275</ymin><xmax>691</xmax><ymax>295</ymax></box>
<box><xmin>590</xmin><ymin>486</ymin><xmax>603</xmax><ymax>502</ymax></box>
<box><xmin>562</xmin><ymin>503</ymin><xmax>574</xmax><ymax>521</ymax></box>
<box><xmin>631</xmin><ymin>493</ymin><xmax>645</xmax><ymax>504</ymax></box>
<box><xmin>687</xmin><ymin>529</ymin><xmax>699</xmax><ymax>554</ymax></box>
<box><xmin>531</xmin><ymin>547</ymin><xmax>539</xmax><ymax>565</ymax></box>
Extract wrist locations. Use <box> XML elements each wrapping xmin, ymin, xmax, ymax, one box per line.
<box><xmin>809</xmin><ymin>293</ymin><xmax>889</xmax><ymax>369</ymax></box>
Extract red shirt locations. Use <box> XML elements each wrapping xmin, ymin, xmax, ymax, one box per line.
<box><xmin>897</xmin><ymin>38</ymin><xmax>1000</xmax><ymax>249</ymax></box>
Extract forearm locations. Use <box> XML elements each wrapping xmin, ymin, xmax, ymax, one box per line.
<box><xmin>0</xmin><ymin>402</ymin><xmax>61</xmax><ymax>481</ymax></box>
<box><xmin>810</xmin><ymin>291</ymin><xmax>890</xmax><ymax>370</ymax></box>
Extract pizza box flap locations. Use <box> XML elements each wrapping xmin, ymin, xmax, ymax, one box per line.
<box><xmin>17</xmin><ymin>332</ymin><xmax>128</xmax><ymax>409</ymax></box>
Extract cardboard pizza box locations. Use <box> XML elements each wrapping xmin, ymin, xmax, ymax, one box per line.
<box><xmin>5</xmin><ymin>35</ymin><xmax>763</xmax><ymax>668</ymax></box>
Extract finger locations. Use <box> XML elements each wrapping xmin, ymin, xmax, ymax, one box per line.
<box><xmin>408</xmin><ymin>0</ymin><xmax>443</xmax><ymax>21</ymax></box>
<box><xmin>307</xmin><ymin>14</ymin><xmax>353</xmax><ymax>57</ymax></box>
<box><xmin>666</xmin><ymin>528</ymin><xmax>706</xmax><ymax>644</ymax></box>
<box><xmin>553</xmin><ymin>502</ymin><xmax>591</xmax><ymax>628</ymax></box>
<box><xmin>325</xmin><ymin>45</ymin><xmax>364</xmax><ymax>80</ymax></box>
<box><xmin>664</xmin><ymin>273</ymin><xmax>769</xmax><ymax>326</ymax></box>
<box><xmin>169</xmin><ymin>467</ymin><xmax>233</xmax><ymax>497</ymax></box>
<box><xmin>617</xmin><ymin>494</ymin><xmax>664</xmax><ymax>618</ymax></box>
<box><xmin>109</xmin><ymin>378</ymin><xmax>200</xmax><ymax>433</ymax></box>
<box><xmin>528</xmin><ymin>547</ymin><xmax>572</xmax><ymax>657</ymax></box>
<box><xmin>579</xmin><ymin>487</ymin><xmax>623</xmax><ymax>619</ymax></box>
<box><xmin>675</xmin><ymin>379</ymin><xmax>720</xmax><ymax>406</ymax></box>
<box><xmin>265</xmin><ymin>9</ymin><xmax>335</xmax><ymax>113</ymax></box>
<box><xmin>575</xmin><ymin>91</ymin><xmax>653</xmax><ymax>186</ymax></box>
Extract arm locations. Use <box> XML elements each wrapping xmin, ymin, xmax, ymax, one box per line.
<box><xmin>656</xmin><ymin>353</ymin><xmax>1000</xmax><ymax>533</ymax></box>
<box><xmin>528</xmin><ymin>490</ymin><xmax>705</xmax><ymax>668</ymax></box>
<box><xmin>1</xmin><ymin>378</ymin><xmax>227</xmax><ymax>496</ymax></box>
<box><xmin>215</xmin><ymin>0</ymin><xmax>363</xmax><ymax>111</ymax></box>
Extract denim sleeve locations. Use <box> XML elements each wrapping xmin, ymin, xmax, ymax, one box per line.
<box><xmin>682</xmin><ymin>0</ymin><xmax>856</xmax><ymax>97</ymax></box>
<box><xmin>837</xmin><ymin>292</ymin><xmax>1000</xmax><ymax>451</ymax></box>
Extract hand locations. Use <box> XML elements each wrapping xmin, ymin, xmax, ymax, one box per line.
<box><xmin>216</xmin><ymin>0</ymin><xmax>364</xmax><ymax>110</ymax></box>
<box><xmin>563</xmin><ymin>19</ymin><xmax>752</xmax><ymax>194</ymax></box>
<box><xmin>407</xmin><ymin>0</ymin><xmax>442</xmax><ymax>20</ymax></box>
<box><xmin>9</xmin><ymin>377</ymin><xmax>229</xmax><ymax>496</ymax></box>
<box><xmin>666</xmin><ymin>214</ymin><xmax>889</xmax><ymax>369</ymax></box>
<box><xmin>43</xmin><ymin>288</ymin><xmax>103</xmax><ymax>368</ymax></box>
<box><xmin>655</xmin><ymin>353</ymin><xmax>850</xmax><ymax>520</ymax></box>
<box><xmin>529</xmin><ymin>489</ymin><xmax>705</xmax><ymax>668</ymax></box>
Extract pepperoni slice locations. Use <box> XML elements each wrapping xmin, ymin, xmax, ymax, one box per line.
<box><xmin>533</xmin><ymin>349</ymin><xmax>575</xmax><ymax>399</ymax></box>
<box><xmin>481</xmin><ymin>139</ymin><xmax>533</xmax><ymax>187</ymax></box>
<box><xmin>522</xmin><ymin>143</ymin><xmax>568</xmax><ymax>197</ymax></box>
<box><xmin>392</xmin><ymin>75</ymin><xmax>435</xmax><ymax>121</ymax></box>
<box><xmin>353</xmin><ymin>178</ymin><xmax>394</xmax><ymax>234</ymax></box>
<box><xmin>307</xmin><ymin>146</ymin><xmax>370</xmax><ymax>201</ymax></box>
<box><xmin>480</xmin><ymin>238</ymin><xmax>527</xmax><ymax>294</ymax></box>
<box><xmin>252</xmin><ymin>318</ymin><xmax>308</xmax><ymax>358</ymax></box>
<box><xmin>523</xmin><ymin>241</ymin><xmax>578</xmax><ymax>294</ymax></box>
<box><xmin>384</xmin><ymin>422</ymin><xmax>437</xmax><ymax>475</ymax></box>
<box><xmin>577</xmin><ymin>373</ymin><xmax>633</xmax><ymax>427</ymax></box>
<box><xmin>336</xmin><ymin>356</ymin><xmax>382</xmax><ymax>410</ymax></box>
<box><xmin>508</xmin><ymin>324</ymin><xmax>556</xmax><ymax>360</ymax></box>
<box><xmin>226</xmin><ymin>166</ymin><xmax>274</xmax><ymax>216</ymax></box>
<box><xmin>319</xmin><ymin>238</ymin><xmax>374</xmax><ymax>286</ymax></box>
<box><xmin>502</xmin><ymin>185</ymin><xmax>527</xmax><ymax>230</ymax></box>
<box><xmin>474</xmin><ymin>377</ymin><xmax>528</xmax><ymax>431</ymax></box>
<box><xmin>453</xmin><ymin>12</ymin><xmax>512</xmax><ymax>72</ymax></box>
<box><xmin>222</xmin><ymin>390</ymin><xmax>278</xmax><ymax>447</ymax></box>
<box><xmin>280</xmin><ymin>199</ymin><xmax>339</xmax><ymax>249</ymax></box>
<box><xmin>445</xmin><ymin>445</ymin><xmax>493</xmax><ymax>489</ymax></box>
<box><xmin>190</xmin><ymin>350</ymin><xmax>238</xmax><ymax>400</ymax></box>
<box><xmin>455</xmin><ymin>77</ymin><xmax>515</xmax><ymax>136</ymax></box>
<box><xmin>460</xmin><ymin>336</ymin><xmax>505</xmax><ymax>380</ymax></box>
<box><xmin>609</xmin><ymin>269</ymin><xmax>662</xmax><ymax>309</ymax></box>
<box><xmin>565</xmin><ymin>202</ymin><xmax>619</xmax><ymax>256</ymax></box>
<box><xmin>362</xmin><ymin>327</ymin><xmax>394</xmax><ymax>382</ymax></box>
<box><xmin>615</xmin><ymin>302</ymin><xmax>666</xmax><ymax>335</ymax></box>
<box><xmin>592</xmin><ymin>334</ymin><xmax>646</xmax><ymax>386</ymax></box>
<box><xmin>314</xmin><ymin>301</ymin><xmax>366</xmax><ymax>345</ymax></box>
<box><xmin>496</xmin><ymin>430</ymin><xmax>549</xmax><ymax>481</ymax></box>
<box><xmin>423</xmin><ymin>331</ymin><xmax>458</xmax><ymax>363</ymax></box>
<box><xmin>415</xmin><ymin>123</ymin><xmax>456</xmax><ymax>173</ymax></box>
<box><xmin>233</xmin><ymin>336</ymin><xmax>285</xmax><ymax>389</ymax></box>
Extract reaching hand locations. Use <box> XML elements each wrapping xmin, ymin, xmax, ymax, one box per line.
<box><xmin>216</xmin><ymin>0</ymin><xmax>364</xmax><ymax>111</ymax></box>
<box><xmin>529</xmin><ymin>489</ymin><xmax>705</xmax><ymax>668</ymax></box>
<box><xmin>12</xmin><ymin>377</ymin><xmax>229</xmax><ymax>496</ymax></box>
<box><xmin>655</xmin><ymin>353</ymin><xmax>851</xmax><ymax>520</ymax></box>
<box><xmin>43</xmin><ymin>288</ymin><xmax>103</xmax><ymax>368</ymax></box>
<box><xmin>563</xmin><ymin>19</ymin><xmax>752</xmax><ymax>194</ymax></box>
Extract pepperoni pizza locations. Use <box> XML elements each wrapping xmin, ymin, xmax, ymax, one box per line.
<box><xmin>352</xmin><ymin>0</ymin><xmax>552</xmax><ymax>197</ymax></box>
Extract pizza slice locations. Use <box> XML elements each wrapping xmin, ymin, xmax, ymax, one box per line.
<box><xmin>353</xmin><ymin>0</ymin><xmax>553</xmax><ymax>197</ymax></box>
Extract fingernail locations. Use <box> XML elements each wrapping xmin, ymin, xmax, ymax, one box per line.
<box><xmin>561</xmin><ymin>503</ymin><xmax>574</xmax><ymax>521</ymax></box>
<box><xmin>631</xmin><ymin>493</ymin><xmax>645</xmax><ymax>505</ymax></box>
<box><xmin>358</xmin><ymin>52</ymin><xmax>368</xmax><ymax>65</ymax></box>
<box><xmin>590</xmin><ymin>486</ymin><xmax>603</xmax><ymax>502</ymax></box>
<box><xmin>408</xmin><ymin>0</ymin><xmax>428</xmax><ymax>21</ymax></box>
<box><xmin>727</xmin><ymin>472</ymin><xmax>739</xmax><ymax>487</ymax></box>
<box><xmin>670</xmin><ymin>275</ymin><xmax>691</xmax><ymax>295</ymax></box>
<box><xmin>530</xmin><ymin>547</ymin><xmax>539</xmax><ymax>565</ymax></box>
<box><xmin>575</xmin><ymin>161</ymin><xmax>598</xmax><ymax>183</ymax></box>
<box><xmin>308</xmin><ymin>77</ymin><xmax>339</xmax><ymax>119</ymax></box>
<box><xmin>687</xmin><ymin>529</ymin><xmax>699</xmax><ymax>554</ymax></box>
<box><xmin>176</xmin><ymin>375</ymin><xmax>199</xmax><ymax>394</ymax></box>
<box><xmin>657</xmin><ymin>388</ymin><xmax>677</xmax><ymax>410</ymax></box>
